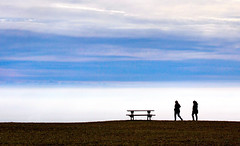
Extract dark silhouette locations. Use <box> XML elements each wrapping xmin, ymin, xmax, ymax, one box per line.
<box><xmin>192</xmin><ymin>100</ymin><xmax>198</xmax><ymax>121</ymax></box>
<box><xmin>174</xmin><ymin>100</ymin><xmax>183</xmax><ymax>121</ymax></box>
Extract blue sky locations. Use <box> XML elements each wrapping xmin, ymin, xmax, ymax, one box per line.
<box><xmin>1</xmin><ymin>0</ymin><xmax>240</xmax><ymax>86</ymax></box>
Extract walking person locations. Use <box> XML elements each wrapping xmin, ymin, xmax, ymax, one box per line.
<box><xmin>192</xmin><ymin>100</ymin><xmax>198</xmax><ymax>121</ymax></box>
<box><xmin>174</xmin><ymin>100</ymin><xmax>183</xmax><ymax>121</ymax></box>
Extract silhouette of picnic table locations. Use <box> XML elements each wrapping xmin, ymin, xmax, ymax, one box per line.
<box><xmin>126</xmin><ymin>110</ymin><xmax>155</xmax><ymax>120</ymax></box>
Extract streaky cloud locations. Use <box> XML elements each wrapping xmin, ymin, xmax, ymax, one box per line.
<box><xmin>1</xmin><ymin>48</ymin><xmax>240</xmax><ymax>62</ymax></box>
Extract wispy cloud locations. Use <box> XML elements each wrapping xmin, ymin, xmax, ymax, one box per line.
<box><xmin>0</xmin><ymin>68</ymin><xmax>26</xmax><ymax>77</ymax></box>
<box><xmin>53</xmin><ymin>3</ymin><xmax>127</xmax><ymax>15</ymax></box>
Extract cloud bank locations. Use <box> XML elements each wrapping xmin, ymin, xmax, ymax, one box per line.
<box><xmin>0</xmin><ymin>0</ymin><xmax>240</xmax><ymax>38</ymax></box>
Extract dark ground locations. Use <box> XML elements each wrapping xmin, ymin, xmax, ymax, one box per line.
<box><xmin>0</xmin><ymin>121</ymin><xmax>239</xmax><ymax>145</ymax></box>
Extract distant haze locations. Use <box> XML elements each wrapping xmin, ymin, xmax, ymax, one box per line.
<box><xmin>0</xmin><ymin>85</ymin><xmax>239</xmax><ymax>122</ymax></box>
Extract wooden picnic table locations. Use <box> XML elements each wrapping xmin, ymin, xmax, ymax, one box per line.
<box><xmin>126</xmin><ymin>110</ymin><xmax>155</xmax><ymax>120</ymax></box>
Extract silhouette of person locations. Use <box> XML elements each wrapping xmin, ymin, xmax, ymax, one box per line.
<box><xmin>192</xmin><ymin>100</ymin><xmax>198</xmax><ymax>121</ymax></box>
<box><xmin>174</xmin><ymin>100</ymin><xmax>183</xmax><ymax>121</ymax></box>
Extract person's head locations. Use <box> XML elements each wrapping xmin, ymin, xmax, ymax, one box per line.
<box><xmin>193</xmin><ymin>100</ymin><xmax>197</xmax><ymax>104</ymax></box>
<box><xmin>175</xmin><ymin>100</ymin><xmax>178</xmax><ymax>104</ymax></box>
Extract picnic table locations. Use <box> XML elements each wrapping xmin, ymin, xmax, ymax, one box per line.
<box><xmin>126</xmin><ymin>110</ymin><xmax>155</xmax><ymax>120</ymax></box>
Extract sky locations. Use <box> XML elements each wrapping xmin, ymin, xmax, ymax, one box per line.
<box><xmin>1</xmin><ymin>0</ymin><xmax>240</xmax><ymax>84</ymax></box>
<box><xmin>0</xmin><ymin>0</ymin><xmax>240</xmax><ymax>122</ymax></box>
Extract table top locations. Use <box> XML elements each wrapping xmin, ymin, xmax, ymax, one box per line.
<box><xmin>126</xmin><ymin>114</ymin><xmax>156</xmax><ymax>116</ymax></box>
<box><xmin>127</xmin><ymin>110</ymin><xmax>154</xmax><ymax>112</ymax></box>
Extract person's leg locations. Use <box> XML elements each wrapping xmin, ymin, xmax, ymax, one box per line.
<box><xmin>174</xmin><ymin>111</ymin><xmax>177</xmax><ymax>121</ymax></box>
<box><xmin>192</xmin><ymin>112</ymin><xmax>195</xmax><ymax>121</ymax></box>
<box><xmin>177</xmin><ymin>113</ymin><xmax>183</xmax><ymax>121</ymax></box>
<box><xmin>196</xmin><ymin>113</ymin><xmax>198</xmax><ymax>121</ymax></box>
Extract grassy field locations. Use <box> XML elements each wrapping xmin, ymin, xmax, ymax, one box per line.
<box><xmin>0</xmin><ymin>121</ymin><xmax>239</xmax><ymax>145</ymax></box>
